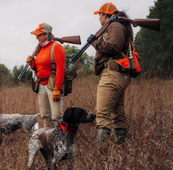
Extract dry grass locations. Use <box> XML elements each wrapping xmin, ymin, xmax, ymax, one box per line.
<box><xmin>0</xmin><ymin>76</ymin><xmax>173</xmax><ymax>170</ymax></box>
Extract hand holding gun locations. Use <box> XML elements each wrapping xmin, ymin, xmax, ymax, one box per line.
<box><xmin>18</xmin><ymin>43</ymin><xmax>42</xmax><ymax>80</ymax></box>
<box><xmin>26</xmin><ymin>55</ymin><xmax>36</xmax><ymax>70</ymax></box>
<box><xmin>87</xmin><ymin>34</ymin><xmax>98</xmax><ymax>44</ymax></box>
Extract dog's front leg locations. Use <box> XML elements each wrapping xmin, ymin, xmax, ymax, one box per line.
<box><xmin>27</xmin><ymin>137</ymin><xmax>40</xmax><ymax>170</ymax></box>
<box><xmin>53</xmin><ymin>163</ymin><xmax>58</xmax><ymax>170</ymax></box>
<box><xmin>27</xmin><ymin>150</ymin><xmax>38</xmax><ymax>170</ymax></box>
<box><xmin>40</xmin><ymin>148</ymin><xmax>52</xmax><ymax>170</ymax></box>
<box><xmin>52</xmin><ymin>153</ymin><xmax>66</xmax><ymax>170</ymax></box>
<box><xmin>66</xmin><ymin>152</ymin><xmax>74</xmax><ymax>170</ymax></box>
<box><xmin>52</xmin><ymin>159</ymin><xmax>60</xmax><ymax>170</ymax></box>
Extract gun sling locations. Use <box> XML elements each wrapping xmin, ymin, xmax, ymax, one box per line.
<box><xmin>47</xmin><ymin>42</ymin><xmax>72</xmax><ymax>96</ymax></box>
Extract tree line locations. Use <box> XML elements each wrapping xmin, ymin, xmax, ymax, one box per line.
<box><xmin>134</xmin><ymin>0</ymin><xmax>173</xmax><ymax>78</ymax></box>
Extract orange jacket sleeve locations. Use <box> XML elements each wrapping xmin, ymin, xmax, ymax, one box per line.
<box><xmin>53</xmin><ymin>43</ymin><xmax>66</xmax><ymax>90</ymax></box>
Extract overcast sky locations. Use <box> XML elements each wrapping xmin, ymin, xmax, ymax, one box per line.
<box><xmin>0</xmin><ymin>0</ymin><xmax>155</xmax><ymax>71</ymax></box>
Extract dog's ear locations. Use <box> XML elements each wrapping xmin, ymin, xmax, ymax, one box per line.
<box><xmin>63</xmin><ymin>108</ymin><xmax>73</xmax><ymax>122</ymax></box>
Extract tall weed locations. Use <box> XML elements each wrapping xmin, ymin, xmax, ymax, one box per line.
<box><xmin>0</xmin><ymin>77</ymin><xmax>172</xmax><ymax>169</ymax></box>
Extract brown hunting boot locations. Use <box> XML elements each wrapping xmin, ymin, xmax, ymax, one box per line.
<box><xmin>96</xmin><ymin>127</ymin><xmax>111</xmax><ymax>153</ymax></box>
<box><xmin>114</xmin><ymin>128</ymin><xmax>127</xmax><ymax>149</ymax></box>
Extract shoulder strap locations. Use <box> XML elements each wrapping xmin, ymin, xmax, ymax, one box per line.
<box><xmin>121</xmin><ymin>38</ymin><xmax>135</xmax><ymax>58</ymax></box>
<box><xmin>51</xmin><ymin>42</ymin><xmax>58</xmax><ymax>72</ymax></box>
<box><xmin>130</xmin><ymin>38</ymin><xmax>135</xmax><ymax>52</ymax></box>
<box><xmin>121</xmin><ymin>44</ymin><xmax>130</xmax><ymax>58</ymax></box>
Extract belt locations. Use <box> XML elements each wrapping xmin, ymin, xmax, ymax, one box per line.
<box><xmin>103</xmin><ymin>59</ymin><xmax>129</xmax><ymax>73</ymax></box>
<box><xmin>39</xmin><ymin>78</ymin><xmax>49</xmax><ymax>82</ymax></box>
<box><xmin>103</xmin><ymin>62</ymin><xmax>108</xmax><ymax>68</ymax></box>
<box><xmin>103</xmin><ymin>59</ymin><xmax>117</xmax><ymax>70</ymax></box>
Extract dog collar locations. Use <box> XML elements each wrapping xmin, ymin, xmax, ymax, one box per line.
<box><xmin>59</xmin><ymin>121</ymin><xmax>78</xmax><ymax>134</ymax></box>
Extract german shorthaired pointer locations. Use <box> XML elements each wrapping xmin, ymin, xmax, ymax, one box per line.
<box><xmin>27</xmin><ymin>107</ymin><xmax>96</xmax><ymax>170</ymax></box>
<box><xmin>0</xmin><ymin>113</ymin><xmax>40</xmax><ymax>138</ymax></box>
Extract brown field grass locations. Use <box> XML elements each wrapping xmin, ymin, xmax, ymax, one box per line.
<box><xmin>0</xmin><ymin>76</ymin><xmax>173</xmax><ymax>170</ymax></box>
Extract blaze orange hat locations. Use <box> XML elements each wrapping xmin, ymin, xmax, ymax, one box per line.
<box><xmin>31</xmin><ymin>23</ymin><xmax>52</xmax><ymax>35</ymax></box>
<box><xmin>94</xmin><ymin>3</ymin><xmax>118</xmax><ymax>15</ymax></box>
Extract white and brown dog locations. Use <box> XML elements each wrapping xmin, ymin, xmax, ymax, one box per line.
<box><xmin>27</xmin><ymin>107</ymin><xmax>96</xmax><ymax>170</ymax></box>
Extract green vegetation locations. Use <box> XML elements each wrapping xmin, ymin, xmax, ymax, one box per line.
<box><xmin>0</xmin><ymin>64</ymin><xmax>11</xmax><ymax>86</ymax></box>
<box><xmin>64</xmin><ymin>44</ymin><xmax>94</xmax><ymax>78</ymax></box>
<box><xmin>134</xmin><ymin>0</ymin><xmax>173</xmax><ymax>78</ymax></box>
<box><xmin>0</xmin><ymin>64</ymin><xmax>32</xmax><ymax>86</ymax></box>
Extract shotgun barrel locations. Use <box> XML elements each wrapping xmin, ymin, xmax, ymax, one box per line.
<box><xmin>18</xmin><ymin>63</ymin><xmax>30</xmax><ymax>80</ymax></box>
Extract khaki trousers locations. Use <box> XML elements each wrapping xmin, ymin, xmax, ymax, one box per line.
<box><xmin>38</xmin><ymin>84</ymin><xmax>63</xmax><ymax>127</ymax></box>
<box><xmin>96</xmin><ymin>68</ymin><xmax>130</xmax><ymax>130</ymax></box>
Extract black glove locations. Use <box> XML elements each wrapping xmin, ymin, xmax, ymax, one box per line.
<box><xmin>87</xmin><ymin>34</ymin><xmax>98</xmax><ymax>44</ymax></box>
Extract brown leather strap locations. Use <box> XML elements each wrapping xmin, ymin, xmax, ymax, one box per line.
<box><xmin>51</xmin><ymin>42</ymin><xmax>58</xmax><ymax>71</ymax></box>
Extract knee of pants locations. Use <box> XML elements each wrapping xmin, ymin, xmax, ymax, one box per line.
<box><xmin>49</xmin><ymin>95</ymin><xmax>63</xmax><ymax>121</ymax></box>
<box><xmin>39</xmin><ymin>94</ymin><xmax>51</xmax><ymax>118</ymax></box>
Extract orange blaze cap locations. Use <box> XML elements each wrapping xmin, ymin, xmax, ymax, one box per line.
<box><xmin>31</xmin><ymin>23</ymin><xmax>52</xmax><ymax>36</ymax></box>
<box><xmin>94</xmin><ymin>3</ymin><xmax>118</xmax><ymax>15</ymax></box>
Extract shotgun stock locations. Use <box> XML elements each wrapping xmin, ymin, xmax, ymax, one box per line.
<box><xmin>18</xmin><ymin>35</ymin><xmax>81</xmax><ymax>80</ymax></box>
<box><xmin>54</xmin><ymin>36</ymin><xmax>81</xmax><ymax>44</ymax></box>
<box><xmin>117</xmin><ymin>17</ymin><xmax>160</xmax><ymax>31</ymax></box>
<box><xmin>71</xmin><ymin>15</ymin><xmax>160</xmax><ymax>63</ymax></box>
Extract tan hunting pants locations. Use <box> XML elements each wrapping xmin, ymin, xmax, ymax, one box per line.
<box><xmin>96</xmin><ymin>68</ymin><xmax>130</xmax><ymax>130</ymax></box>
<box><xmin>38</xmin><ymin>84</ymin><xmax>63</xmax><ymax>127</ymax></box>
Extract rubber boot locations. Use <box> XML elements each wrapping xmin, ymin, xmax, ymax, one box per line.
<box><xmin>43</xmin><ymin>117</ymin><xmax>54</xmax><ymax>128</ymax></box>
<box><xmin>114</xmin><ymin>128</ymin><xmax>127</xmax><ymax>149</ymax></box>
<box><xmin>95</xmin><ymin>127</ymin><xmax>111</xmax><ymax>154</ymax></box>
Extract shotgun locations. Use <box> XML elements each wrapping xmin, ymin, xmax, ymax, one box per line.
<box><xmin>70</xmin><ymin>15</ymin><xmax>160</xmax><ymax>63</ymax></box>
<box><xmin>18</xmin><ymin>36</ymin><xmax>81</xmax><ymax>80</ymax></box>
<box><xmin>54</xmin><ymin>36</ymin><xmax>81</xmax><ymax>44</ymax></box>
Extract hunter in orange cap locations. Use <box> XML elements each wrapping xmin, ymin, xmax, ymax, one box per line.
<box><xmin>87</xmin><ymin>3</ymin><xmax>133</xmax><ymax>151</ymax></box>
<box><xmin>26</xmin><ymin>23</ymin><xmax>66</xmax><ymax>128</ymax></box>
<box><xmin>94</xmin><ymin>2</ymin><xmax>118</xmax><ymax>15</ymax></box>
